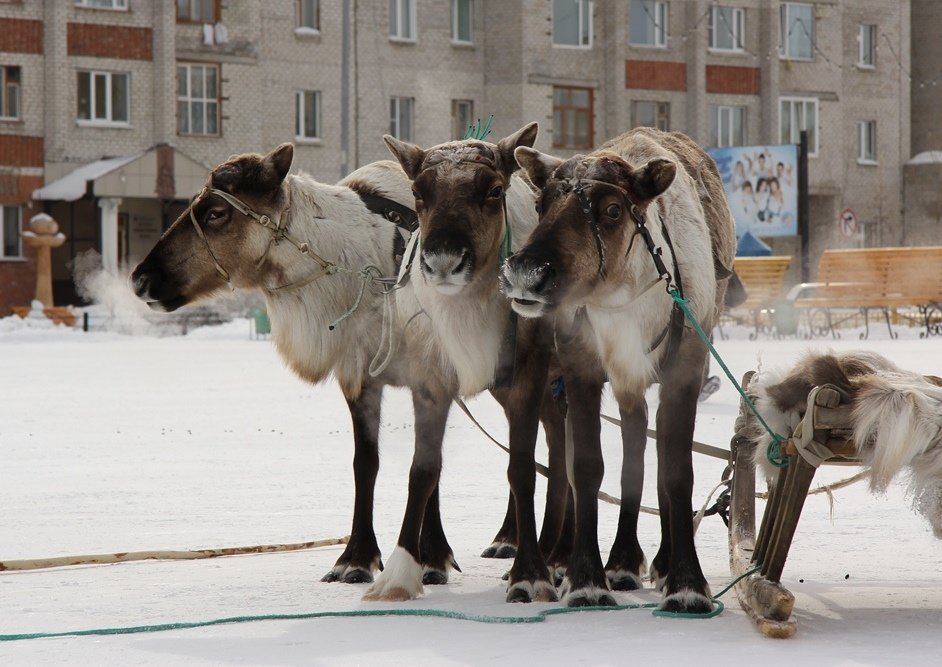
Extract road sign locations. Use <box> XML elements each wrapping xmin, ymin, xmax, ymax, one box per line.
<box><xmin>839</xmin><ymin>208</ymin><xmax>858</xmax><ymax>238</ymax></box>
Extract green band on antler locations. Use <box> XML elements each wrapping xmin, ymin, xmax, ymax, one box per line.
<box><xmin>464</xmin><ymin>114</ymin><xmax>494</xmax><ymax>141</ymax></box>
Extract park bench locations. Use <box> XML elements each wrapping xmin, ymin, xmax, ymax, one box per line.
<box><xmin>787</xmin><ymin>246</ymin><xmax>942</xmax><ymax>338</ymax></box>
<box><xmin>727</xmin><ymin>256</ymin><xmax>793</xmax><ymax>339</ymax></box>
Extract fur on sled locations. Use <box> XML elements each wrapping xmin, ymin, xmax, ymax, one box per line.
<box><xmin>742</xmin><ymin>350</ymin><xmax>942</xmax><ymax>538</ymax></box>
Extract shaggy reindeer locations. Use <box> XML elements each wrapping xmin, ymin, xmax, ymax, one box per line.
<box><xmin>371</xmin><ymin>124</ymin><xmax>573</xmax><ymax>603</ymax></box>
<box><xmin>744</xmin><ymin>350</ymin><xmax>942</xmax><ymax>537</ymax></box>
<box><xmin>130</xmin><ymin>145</ymin><xmax>461</xmax><ymax>585</ymax></box>
<box><xmin>503</xmin><ymin>127</ymin><xmax>736</xmax><ymax>611</ymax></box>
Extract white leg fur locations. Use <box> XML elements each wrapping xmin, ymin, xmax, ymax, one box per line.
<box><xmin>362</xmin><ymin>546</ymin><xmax>424</xmax><ymax>601</ymax></box>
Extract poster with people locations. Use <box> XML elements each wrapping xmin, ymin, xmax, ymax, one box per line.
<box><xmin>706</xmin><ymin>144</ymin><xmax>798</xmax><ymax>238</ymax></box>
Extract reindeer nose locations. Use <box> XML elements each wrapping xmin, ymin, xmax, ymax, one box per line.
<box><xmin>131</xmin><ymin>257</ymin><xmax>168</xmax><ymax>300</ymax></box>
<box><xmin>421</xmin><ymin>248</ymin><xmax>470</xmax><ymax>278</ymax></box>
<box><xmin>529</xmin><ymin>264</ymin><xmax>556</xmax><ymax>296</ymax></box>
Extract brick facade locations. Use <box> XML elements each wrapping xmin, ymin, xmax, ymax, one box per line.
<box><xmin>67</xmin><ymin>23</ymin><xmax>153</xmax><ymax>61</ymax></box>
<box><xmin>705</xmin><ymin>65</ymin><xmax>760</xmax><ymax>96</ymax></box>
<box><xmin>0</xmin><ymin>18</ymin><xmax>43</xmax><ymax>54</ymax></box>
<box><xmin>0</xmin><ymin>135</ymin><xmax>44</xmax><ymax>168</ymax></box>
<box><xmin>625</xmin><ymin>60</ymin><xmax>687</xmax><ymax>92</ymax></box>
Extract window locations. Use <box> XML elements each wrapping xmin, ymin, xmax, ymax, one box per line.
<box><xmin>779</xmin><ymin>3</ymin><xmax>814</xmax><ymax>60</ymax></box>
<box><xmin>297</xmin><ymin>0</ymin><xmax>319</xmax><ymax>31</ymax></box>
<box><xmin>709</xmin><ymin>6</ymin><xmax>744</xmax><ymax>52</ymax></box>
<box><xmin>709</xmin><ymin>105</ymin><xmax>746</xmax><ymax>147</ymax></box>
<box><xmin>77</xmin><ymin>71</ymin><xmax>129</xmax><ymax>125</ymax></box>
<box><xmin>858</xmin><ymin>120</ymin><xmax>876</xmax><ymax>163</ymax></box>
<box><xmin>2</xmin><ymin>205</ymin><xmax>21</xmax><ymax>259</ymax></box>
<box><xmin>452</xmin><ymin>0</ymin><xmax>473</xmax><ymax>44</ymax></box>
<box><xmin>1</xmin><ymin>66</ymin><xmax>20</xmax><ymax>120</ymax></box>
<box><xmin>858</xmin><ymin>24</ymin><xmax>876</xmax><ymax>68</ymax></box>
<box><xmin>390</xmin><ymin>96</ymin><xmax>414</xmax><ymax>141</ymax></box>
<box><xmin>452</xmin><ymin>99</ymin><xmax>474</xmax><ymax>139</ymax></box>
<box><xmin>296</xmin><ymin>90</ymin><xmax>321</xmax><ymax>141</ymax></box>
<box><xmin>780</xmin><ymin>96</ymin><xmax>818</xmax><ymax>156</ymax></box>
<box><xmin>629</xmin><ymin>0</ymin><xmax>667</xmax><ymax>47</ymax></box>
<box><xmin>553</xmin><ymin>86</ymin><xmax>593</xmax><ymax>149</ymax></box>
<box><xmin>177</xmin><ymin>64</ymin><xmax>219</xmax><ymax>136</ymax></box>
<box><xmin>177</xmin><ymin>0</ymin><xmax>219</xmax><ymax>23</ymax></box>
<box><xmin>553</xmin><ymin>0</ymin><xmax>592</xmax><ymax>48</ymax></box>
<box><xmin>389</xmin><ymin>0</ymin><xmax>416</xmax><ymax>41</ymax></box>
<box><xmin>75</xmin><ymin>0</ymin><xmax>128</xmax><ymax>9</ymax></box>
<box><xmin>632</xmin><ymin>100</ymin><xmax>669</xmax><ymax>131</ymax></box>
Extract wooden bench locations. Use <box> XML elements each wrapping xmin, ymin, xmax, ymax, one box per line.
<box><xmin>788</xmin><ymin>247</ymin><xmax>942</xmax><ymax>338</ymax></box>
<box><xmin>728</xmin><ymin>256</ymin><xmax>793</xmax><ymax>339</ymax></box>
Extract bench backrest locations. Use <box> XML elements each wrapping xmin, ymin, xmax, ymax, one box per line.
<box><xmin>733</xmin><ymin>256</ymin><xmax>792</xmax><ymax>310</ymax></box>
<box><xmin>813</xmin><ymin>247</ymin><xmax>942</xmax><ymax>305</ymax></box>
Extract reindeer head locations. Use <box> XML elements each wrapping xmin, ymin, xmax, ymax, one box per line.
<box><xmin>131</xmin><ymin>144</ymin><xmax>294</xmax><ymax>311</ymax></box>
<box><xmin>384</xmin><ymin>123</ymin><xmax>538</xmax><ymax>295</ymax></box>
<box><xmin>501</xmin><ymin>148</ymin><xmax>677</xmax><ymax>318</ymax></box>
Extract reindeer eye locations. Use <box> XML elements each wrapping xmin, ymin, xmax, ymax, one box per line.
<box><xmin>605</xmin><ymin>204</ymin><xmax>622</xmax><ymax>220</ymax></box>
<box><xmin>206</xmin><ymin>207</ymin><xmax>227</xmax><ymax>223</ymax></box>
<box><xmin>487</xmin><ymin>185</ymin><xmax>504</xmax><ymax>199</ymax></box>
<box><xmin>411</xmin><ymin>188</ymin><xmax>422</xmax><ymax>201</ymax></box>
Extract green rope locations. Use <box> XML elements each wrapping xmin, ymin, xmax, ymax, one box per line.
<box><xmin>0</xmin><ymin>567</ymin><xmax>765</xmax><ymax>642</ymax></box>
<box><xmin>463</xmin><ymin>114</ymin><xmax>494</xmax><ymax>141</ymax></box>
<box><xmin>669</xmin><ymin>289</ymin><xmax>789</xmax><ymax>468</ymax></box>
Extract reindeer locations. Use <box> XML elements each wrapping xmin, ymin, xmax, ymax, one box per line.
<box><xmin>368</xmin><ymin>124</ymin><xmax>575</xmax><ymax>603</ymax></box>
<box><xmin>502</xmin><ymin>127</ymin><xmax>736</xmax><ymax>611</ymax></box>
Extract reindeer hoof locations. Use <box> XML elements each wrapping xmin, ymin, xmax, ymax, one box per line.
<box><xmin>422</xmin><ymin>568</ymin><xmax>449</xmax><ymax>585</ymax></box>
<box><xmin>561</xmin><ymin>581</ymin><xmax>617</xmax><ymax>608</ymax></box>
<box><xmin>321</xmin><ymin>564</ymin><xmax>375</xmax><ymax>584</ymax></box>
<box><xmin>362</xmin><ymin>547</ymin><xmax>423</xmax><ymax>602</ymax></box>
<box><xmin>506</xmin><ymin>579</ymin><xmax>558</xmax><ymax>604</ymax></box>
<box><xmin>607</xmin><ymin>569</ymin><xmax>645</xmax><ymax>591</ymax></box>
<box><xmin>659</xmin><ymin>590</ymin><xmax>714</xmax><ymax>615</ymax></box>
<box><xmin>481</xmin><ymin>541</ymin><xmax>517</xmax><ymax>559</ymax></box>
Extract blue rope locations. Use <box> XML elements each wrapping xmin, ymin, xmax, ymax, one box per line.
<box><xmin>669</xmin><ymin>289</ymin><xmax>789</xmax><ymax>468</ymax></box>
<box><xmin>0</xmin><ymin>567</ymin><xmax>766</xmax><ymax>642</ymax></box>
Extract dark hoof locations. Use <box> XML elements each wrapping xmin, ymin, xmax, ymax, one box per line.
<box><xmin>501</xmin><ymin>570</ymin><xmax>510</xmax><ymax>581</ymax></box>
<box><xmin>320</xmin><ymin>570</ymin><xmax>341</xmax><ymax>583</ymax></box>
<box><xmin>660</xmin><ymin>591</ymin><xmax>713</xmax><ymax>614</ymax></box>
<box><xmin>422</xmin><ymin>569</ymin><xmax>449</xmax><ymax>585</ymax></box>
<box><xmin>506</xmin><ymin>586</ymin><xmax>532</xmax><ymax>603</ymax></box>
<box><xmin>608</xmin><ymin>571</ymin><xmax>644</xmax><ymax>592</ymax></box>
<box><xmin>481</xmin><ymin>542</ymin><xmax>517</xmax><ymax>559</ymax></box>
<box><xmin>567</xmin><ymin>592</ymin><xmax>617</xmax><ymax>608</ymax></box>
<box><xmin>341</xmin><ymin>568</ymin><xmax>374</xmax><ymax>584</ymax></box>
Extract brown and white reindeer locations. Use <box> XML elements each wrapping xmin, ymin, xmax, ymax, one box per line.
<box><xmin>502</xmin><ymin>127</ymin><xmax>736</xmax><ymax>611</ymax></box>
<box><xmin>372</xmin><ymin>123</ymin><xmax>572</xmax><ymax>603</ymax></box>
<box><xmin>130</xmin><ymin>143</ymin><xmax>568</xmax><ymax>601</ymax></box>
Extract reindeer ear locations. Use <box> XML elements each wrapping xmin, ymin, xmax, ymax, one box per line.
<box><xmin>383</xmin><ymin>135</ymin><xmax>427</xmax><ymax>180</ymax></box>
<box><xmin>496</xmin><ymin>122</ymin><xmax>538</xmax><ymax>176</ymax></box>
<box><xmin>266</xmin><ymin>143</ymin><xmax>294</xmax><ymax>183</ymax></box>
<box><xmin>514</xmin><ymin>146</ymin><xmax>562</xmax><ymax>190</ymax></box>
<box><xmin>627</xmin><ymin>158</ymin><xmax>677</xmax><ymax>202</ymax></box>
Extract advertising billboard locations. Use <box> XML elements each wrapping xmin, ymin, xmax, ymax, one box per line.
<box><xmin>706</xmin><ymin>144</ymin><xmax>798</xmax><ymax>238</ymax></box>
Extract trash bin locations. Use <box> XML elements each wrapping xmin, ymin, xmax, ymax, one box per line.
<box><xmin>251</xmin><ymin>307</ymin><xmax>271</xmax><ymax>338</ymax></box>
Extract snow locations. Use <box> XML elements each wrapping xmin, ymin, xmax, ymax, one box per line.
<box><xmin>2</xmin><ymin>318</ymin><xmax>941</xmax><ymax>666</ymax></box>
<box><xmin>32</xmin><ymin>154</ymin><xmax>143</xmax><ymax>202</ymax></box>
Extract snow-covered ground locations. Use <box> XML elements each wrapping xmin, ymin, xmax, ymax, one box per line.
<box><xmin>2</xmin><ymin>317</ymin><xmax>941</xmax><ymax>666</ymax></box>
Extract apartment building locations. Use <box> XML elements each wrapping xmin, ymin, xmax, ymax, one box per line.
<box><xmin>0</xmin><ymin>0</ymin><xmax>923</xmax><ymax>314</ymax></box>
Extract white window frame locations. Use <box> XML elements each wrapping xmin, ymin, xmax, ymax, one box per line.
<box><xmin>452</xmin><ymin>0</ymin><xmax>473</xmax><ymax>45</ymax></box>
<box><xmin>177</xmin><ymin>63</ymin><xmax>220</xmax><ymax>137</ymax></box>
<box><xmin>709</xmin><ymin>105</ymin><xmax>746</xmax><ymax>147</ymax></box>
<box><xmin>857</xmin><ymin>23</ymin><xmax>876</xmax><ymax>69</ymax></box>
<box><xmin>858</xmin><ymin>120</ymin><xmax>877</xmax><ymax>164</ymax></box>
<box><xmin>75</xmin><ymin>0</ymin><xmax>128</xmax><ymax>10</ymax></box>
<box><xmin>779</xmin><ymin>2</ymin><xmax>814</xmax><ymax>61</ymax></box>
<box><xmin>1</xmin><ymin>205</ymin><xmax>22</xmax><ymax>260</ymax></box>
<box><xmin>76</xmin><ymin>70</ymin><xmax>130</xmax><ymax>127</ymax></box>
<box><xmin>389</xmin><ymin>96</ymin><xmax>414</xmax><ymax>141</ymax></box>
<box><xmin>629</xmin><ymin>0</ymin><xmax>667</xmax><ymax>48</ymax></box>
<box><xmin>552</xmin><ymin>0</ymin><xmax>593</xmax><ymax>49</ymax></box>
<box><xmin>631</xmin><ymin>100</ymin><xmax>669</xmax><ymax>131</ymax></box>
<box><xmin>295</xmin><ymin>90</ymin><xmax>321</xmax><ymax>143</ymax></box>
<box><xmin>389</xmin><ymin>0</ymin><xmax>417</xmax><ymax>42</ymax></box>
<box><xmin>296</xmin><ymin>0</ymin><xmax>320</xmax><ymax>33</ymax></box>
<box><xmin>780</xmin><ymin>96</ymin><xmax>818</xmax><ymax>157</ymax></box>
<box><xmin>1</xmin><ymin>65</ymin><xmax>21</xmax><ymax>120</ymax></box>
<box><xmin>452</xmin><ymin>99</ymin><xmax>474</xmax><ymax>139</ymax></box>
<box><xmin>709</xmin><ymin>6</ymin><xmax>744</xmax><ymax>53</ymax></box>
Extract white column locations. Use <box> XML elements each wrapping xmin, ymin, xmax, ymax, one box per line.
<box><xmin>98</xmin><ymin>197</ymin><xmax>122</xmax><ymax>273</ymax></box>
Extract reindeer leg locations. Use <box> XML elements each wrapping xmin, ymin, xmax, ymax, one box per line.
<box><xmin>605</xmin><ymin>400</ymin><xmax>648</xmax><ymax>591</ymax></box>
<box><xmin>419</xmin><ymin>485</ymin><xmax>460</xmax><ymax>584</ymax></box>
<box><xmin>655</xmin><ymin>341</ymin><xmax>712</xmax><ymax>613</ymax></box>
<box><xmin>538</xmin><ymin>383</ymin><xmax>569</xmax><ymax>558</ymax></box>
<box><xmin>482</xmin><ymin>388</ymin><xmax>519</xmax><ymax>559</ymax></box>
<box><xmin>322</xmin><ymin>381</ymin><xmax>383</xmax><ymax>584</ymax></box>
<box><xmin>363</xmin><ymin>384</ymin><xmax>450</xmax><ymax>601</ymax></box>
<box><xmin>504</xmin><ymin>326</ymin><xmax>557</xmax><ymax>603</ymax></box>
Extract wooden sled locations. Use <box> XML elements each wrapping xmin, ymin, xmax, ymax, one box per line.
<box><xmin>728</xmin><ymin>372</ymin><xmax>860</xmax><ymax>638</ymax></box>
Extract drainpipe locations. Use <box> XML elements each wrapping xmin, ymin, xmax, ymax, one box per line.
<box><xmin>340</xmin><ymin>0</ymin><xmax>351</xmax><ymax>179</ymax></box>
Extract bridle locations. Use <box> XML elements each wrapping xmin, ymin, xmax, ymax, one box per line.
<box><xmin>548</xmin><ymin>174</ymin><xmax>685</xmax><ymax>355</ymax></box>
<box><xmin>188</xmin><ymin>180</ymin><xmax>340</xmax><ymax>291</ymax></box>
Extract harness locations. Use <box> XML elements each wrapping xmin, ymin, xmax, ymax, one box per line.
<box><xmin>553</xmin><ymin>175</ymin><xmax>685</xmax><ymax>356</ymax></box>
